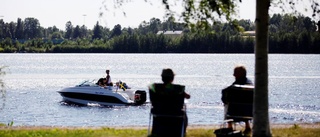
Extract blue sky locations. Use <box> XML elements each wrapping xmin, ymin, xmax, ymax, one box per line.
<box><xmin>0</xmin><ymin>0</ymin><xmax>314</xmax><ymax>30</ymax></box>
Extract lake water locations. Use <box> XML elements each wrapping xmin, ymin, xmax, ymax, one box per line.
<box><xmin>0</xmin><ymin>53</ymin><xmax>319</xmax><ymax>127</ymax></box>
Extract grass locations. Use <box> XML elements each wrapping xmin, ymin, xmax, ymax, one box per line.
<box><xmin>0</xmin><ymin>124</ymin><xmax>320</xmax><ymax>137</ymax></box>
<box><xmin>0</xmin><ymin>127</ymin><xmax>147</xmax><ymax>137</ymax></box>
<box><xmin>271</xmin><ymin>124</ymin><xmax>320</xmax><ymax>137</ymax></box>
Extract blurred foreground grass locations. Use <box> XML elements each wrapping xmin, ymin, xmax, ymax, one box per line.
<box><xmin>0</xmin><ymin>124</ymin><xmax>320</xmax><ymax>137</ymax></box>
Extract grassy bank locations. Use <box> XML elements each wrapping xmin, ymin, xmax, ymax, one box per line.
<box><xmin>0</xmin><ymin>124</ymin><xmax>320</xmax><ymax>137</ymax></box>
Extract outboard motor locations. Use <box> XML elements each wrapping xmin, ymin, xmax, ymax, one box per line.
<box><xmin>134</xmin><ymin>90</ymin><xmax>147</xmax><ymax>105</ymax></box>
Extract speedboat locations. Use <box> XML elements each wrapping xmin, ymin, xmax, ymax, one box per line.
<box><xmin>57</xmin><ymin>80</ymin><xmax>147</xmax><ymax>106</ymax></box>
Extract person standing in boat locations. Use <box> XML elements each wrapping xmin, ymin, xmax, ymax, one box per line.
<box><xmin>105</xmin><ymin>69</ymin><xmax>113</xmax><ymax>86</ymax></box>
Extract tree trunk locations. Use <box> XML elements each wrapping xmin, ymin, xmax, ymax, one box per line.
<box><xmin>253</xmin><ymin>0</ymin><xmax>272</xmax><ymax>137</ymax></box>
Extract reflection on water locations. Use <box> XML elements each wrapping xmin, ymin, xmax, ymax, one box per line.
<box><xmin>0</xmin><ymin>53</ymin><xmax>319</xmax><ymax>127</ymax></box>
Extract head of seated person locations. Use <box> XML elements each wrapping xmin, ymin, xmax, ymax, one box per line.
<box><xmin>161</xmin><ymin>68</ymin><xmax>174</xmax><ymax>85</ymax></box>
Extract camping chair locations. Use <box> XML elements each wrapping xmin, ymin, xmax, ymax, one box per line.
<box><xmin>215</xmin><ymin>84</ymin><xmax>254</xmax><ymax>137</ymax></box>
<box><xmin>224</xmin><ymin>84</ymin><xmax>254</xmax><ymax>126</ymax></box>
<box><xmin>148</xmin><ymin>83</ymin><xmax>187</xmax><ymax>137</ymax></box>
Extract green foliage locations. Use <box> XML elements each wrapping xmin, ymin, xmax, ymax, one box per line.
<box><xmin>0</xmin><ymin>14</ymin><xmax>319</xmax><ymax>53</ymax></box>
<box><xmin>8</xmin><ymin>121</ymin><xmax>13</xmax><ymax>127</ymax></box>
<box><xmin>163</xmin><ymin>0</ymin><xmax>239</xmax><ymax>31</ymax></box>
<box><xmin>51</xmin><ymin>32</ymin><xmax>63</xmax><ymax>40</ymax></box>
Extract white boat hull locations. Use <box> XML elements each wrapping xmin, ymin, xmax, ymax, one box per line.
<box><xmin>57</xmin><ymin>81</ymin><xmax>146</xmax><ymax>106</ymax></box>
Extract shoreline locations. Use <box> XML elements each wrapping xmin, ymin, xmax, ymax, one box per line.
<box><xmin>1</xmin><ymin>123</ymin><xmax>320</xmax><ymax>130</ymax></box>
<box><xmin>113</xmin><ymin>123</ymin><xmax>320</xmax><ymax>129</ymax></box>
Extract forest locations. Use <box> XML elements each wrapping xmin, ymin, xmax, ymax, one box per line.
<box><xmin>0</xmin><ymin>13</ymin><xmax>319</xmax><ymax>53</ymax></box>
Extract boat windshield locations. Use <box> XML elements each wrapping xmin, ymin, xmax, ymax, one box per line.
<box><xmin>77</xmin><ymin>80</ymin><xmax>97</xmax><ymax>87</ymax></box>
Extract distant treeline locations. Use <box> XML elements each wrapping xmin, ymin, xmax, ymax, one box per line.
<box><xmin>0</xmin><ymin>14</ymin><xmax>319</xmax><ymax>53</ymax></box>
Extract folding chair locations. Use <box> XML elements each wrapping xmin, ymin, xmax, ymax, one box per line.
<box><xmin>225</xmin><ymin>84</ymin><xmax>254</xmax><ymax>123</ymax></box>
<box><xmin>148</xmin><ymin>83</ymin><xmax>187</xmax><ymax>137</ymax></box>
<box><xmin>215</xmin><ymin>84</ymin><xmax>254</xmax><ymax>137</ymax></box>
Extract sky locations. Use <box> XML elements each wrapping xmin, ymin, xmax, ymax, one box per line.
<box><xmin>0</xmin><ymin>0</ymin><xmax>315</xmax><ymax>30</ymax></box>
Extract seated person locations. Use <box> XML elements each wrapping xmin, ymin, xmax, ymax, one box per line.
<box><xmin>114</xmin><ymin>81</ymin><xmax>130</xmax><ymax>91</ymax></box>
<box><xmin>96</xmin><ymin>78</ymin><xmax>107</xmax><ymax>87</ymax></box>
<box><xmin>221</xmin><ymin>65</ymin><xmax>253</xmax><ymax>135</ymax></box>
<box><xmin>149</xmin><ymin>68</ymin><xmax>190</xmax><ymax>136</ymax></box>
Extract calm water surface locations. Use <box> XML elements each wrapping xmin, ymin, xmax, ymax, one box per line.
<box><xmin>0</xmin><ymin>53</ymin><xmax>319</xmax><ymax>127</ymax></box>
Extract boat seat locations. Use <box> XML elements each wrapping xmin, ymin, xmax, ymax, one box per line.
<box><xmin>222</xmin><ymin>84</ymin><xmax>254</xmax><ymax>122</ymax></box>
<box><xmin>148</xmin><ymin>83</ymin><xmax>186</xmax><ymax>137</ymax></box>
